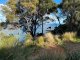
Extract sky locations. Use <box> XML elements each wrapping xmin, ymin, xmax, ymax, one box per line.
<box><xmin>0</xmin><ymin>11</ymin><xmax>6</xmax><ymax>22</ymax></box>
<box><xmin>53</xmin><ymin>0</ymin><xmax>62</xmax><ymax>4</ymax></box>
<box><xmin>0</xmin><ymin>0</ymin><xmax>8</xmax><ymax>4</ymax></box>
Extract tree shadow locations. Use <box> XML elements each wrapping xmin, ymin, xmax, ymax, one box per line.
<box><xmin>0</xmin><ymin>40</ymin><xmax>80</xmax><ymax>60</ymax></box>
<box><xmin>51</xmin><ymin>24</ymin><xmax>80</xmax><ymax>37</ymax></box>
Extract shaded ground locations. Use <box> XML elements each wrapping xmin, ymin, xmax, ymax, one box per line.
<box><xmin>63</xmin><ymin>41</ymin><xmax>80</xmax><ymax>60</ymax></box>
<box><xmin>0</xmin><ymin>41</ymin><xmax>80</xmax><ymax>60</ymax></box>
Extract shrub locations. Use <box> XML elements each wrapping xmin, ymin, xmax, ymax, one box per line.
<box><xmin>44</xmin><ymin>32</ymin><xmax>63</xmax><ymax>46</ymax></box>
<box><xmin>54</xmin><ymin>35</ymin><xmax>63</xmax><ymax>45</ymax></box>
<box><xmin>0</xmin><ymin>35</ymin><xmax>18</xmax><ymax>49</ymax></box>
<box><xmin>62</xmin><ymin>32</ymin><xmax>80</xmax><ymax>43</ymax></box>
<box><xmin>62</xmin><ymin>32</ymin><xmax>77</xmax><ymax>42</ymax></box>
<box><xmin>0</xmin><ymin>35</ymin><xmax>19</xmax><ymax>60</ymax></box>
<box><xmin>44</xmin><ymin>32</ymin><xmax>57</xmax><ymax>46</ymax></box>
<box><xmin>24</xmin><ymin>33</ymin><xmax>33</xmax><ymax>47</ymax></box>
<box><xmin>36</xmin><ymin>36</ymin><xmax>45</xmax><ymax>47</ymax></box>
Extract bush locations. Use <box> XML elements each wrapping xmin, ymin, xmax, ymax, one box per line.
<box><xmin>24</xmin><ymin>33</ymin><xmax>33</xmax><ymax>47</ymax></box>
<box><xmin>44</xmin><ymin>33</ymin><xmax>57</xmax><ymax>46</ymax></box>
<box><xmin>62</xmin><ymin>32</ymin><xmax>80</xmax><ymax>43</ymax></box>
<box><xmin>36</xmin><ymin>36</ymin><xmax>45</xmax><ymax>47</ymax></box>
<box><xmin>0</xmin><ymin>35</ymin><xmax>18</xmax><ymax>49</ymax></box>
<box><xmin>44</xmin><ymin>33</ymin><xmax>63</xmax><ymax>46</ymax></box>
<box><xmin>0</xmin><ymin>32</ymin><xmax>80</xmax><ymax>60</ymax></box>
<box><xmin>62</xmin><ymin>32</ymin><xmax>76</xmax><ymax>42</ymax></box>
<box><xmin>54</xmin><ymin>35</ymin><xmax>63</xmax><ymax>45</ymax></box>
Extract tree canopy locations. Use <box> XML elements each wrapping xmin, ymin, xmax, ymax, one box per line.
<box><xmin>6</xmin><ymin>0</ymin><xmax>57</xmax><ymax>17</ymax></box>
<box><xmin>3</xmin><ymin>0</ymin><xmax>58</xmax><ymax>37</ymax></box>
<box><xmin>61</xmin><ymin>0</ymin><xmax>80</xmax><ymax>25</ymax></box>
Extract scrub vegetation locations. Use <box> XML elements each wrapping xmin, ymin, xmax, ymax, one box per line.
<box><xmin>0</xmin><ymin>32</ymin><xmax>80</xmax><ymax>60</ymax></box>
<box><xmin>0</xmin><ymin>0</ymin><xmax>80</xmax><ymax>60</ymax></box>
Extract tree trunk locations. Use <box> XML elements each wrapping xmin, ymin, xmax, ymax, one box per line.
<box><xmin>42</xmin><ymin>18</ymin><xmax>44</xmax><ymax>34</ymax></box>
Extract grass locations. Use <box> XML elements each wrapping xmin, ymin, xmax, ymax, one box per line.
<box><xmin>0</xmin><ymin>32</ymin><xmax>80</xmax><ymax>60</ymax></box>
<box><xmin>0</xmin><ymin>35</ymin><xmax>18</xmax><ymax>49</ymax></box>
<box><xmin>36</xmin><ymin>36</ymin><xmax>45</xmax><ymax>47</ymax></box>
<box><xmin>62</xmin><ymin>32</ymin><xmax>80</xmax><ymax>43</ymax></box>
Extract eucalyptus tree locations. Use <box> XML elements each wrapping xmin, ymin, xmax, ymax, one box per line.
<box><xmin>52</xmin><ymin>0</ymin><xmax>80</xmax><ymax>36</ymax></box>
<box><xmin>61</xmin><ymin>0</ymin><xmax>80</xmax><ymax>29</ymax></box>
<box><xmin>5</xmin><ymin>0</ymin><xmax>57</xmax><ymax>38</ymax></box>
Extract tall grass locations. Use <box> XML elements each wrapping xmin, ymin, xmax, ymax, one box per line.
<box><xmin>0</xmin><ymin>35</ymin><xmax>19</xmax><ymax>60</ymax></box>
<box><xmin>0</xmin><ymin>35</ymin><xmax>18</xmax><ymax>49</ymax></box>
<box><xmin>62</xmin><ymin>32</ymin><xmax>80</xmax><ymax>43</ymax></box>
<box><xmin>24</xmin><ymin>33</ymin><xmax>33</xmax><ymax>47</ymax></box>
<box><xmin>43</xmin><ymin>32</ymin><xmax>63</xmax><ymax>46</ymax></box>
<box><xmin>0</xmin><ymin>32</ymin><xmax>80</xmax><ymax>60</ymax></box>
<box><xmin>36</xmin><ymin>36</ymin><xmax>45</xmax><ymax>47</ymax></box>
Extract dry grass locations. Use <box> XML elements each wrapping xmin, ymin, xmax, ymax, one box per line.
<box><xmin>36</xmin><ymin>36</ymin><xmax>45</xmax><ymax>47</ymax></box>
<box><xmin>62</xmin><ymin>32</ymin><xmax>76</xmax><ymax>41</ymax></box>
<box><xmin>44</xmin><ymin>33</ymin><xmax>57</xmax><ymax>45</ymax></box>
<box><xmin>62</xmin><ymin>32</ymin><xmax>80</xmax><ymax>43</ymax></box>
<box><xmin>27</xmin><ymin>45</ymin><xmax>66</xmax><ymax>60</ymax></box>
<box><xmin>43</xmin><ymin>32</ymin><xmax>63</xmax><ymax>47</ymax></box>
<box><xmin>63</xmin><ymin>41</ymin><xmax>80</xmax><ymax>60</ymax></box>
<box><xmin>0</xmin><ymin>32</ymin><xmax>80</xmax><ymax>60</ymax></box>
<box><xmin>24</xmin><ymin>33</ymin><xmax>33</xmax><ymax>47</ymax></box>
<box><xmin>0</xmin><ymin>35</ymin><xmax>18</xmax><ymax>49</ymax></box>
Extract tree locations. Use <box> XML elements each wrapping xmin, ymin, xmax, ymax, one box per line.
<box><xmin>6</xmin><ymin>0</ymin><xmax>57</xmax><ymax>38</ymax></box>
<box><xmin>61</xmin><ymin>0</ymin><xmax>80</xmax><ymax>28</ymax></box>
<box><xmin>52</xmin><ymin>0</ymin><xmax>80</xmax><ymax>36</ymax></box>
<box><xmin>1</xmin><ymin>3</ymin><xmax>20</xmax><ymax>23</ymax></box>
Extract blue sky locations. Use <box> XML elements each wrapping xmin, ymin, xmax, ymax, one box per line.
<box><xmin>53</xmin><ymin>0</ymin><xmax>62</xmax><ymax>4</ymax></box>
<box><xmin>0</xmin><ymin>0</ymin><xmax>8</xmax><ymax>4</ymax></box>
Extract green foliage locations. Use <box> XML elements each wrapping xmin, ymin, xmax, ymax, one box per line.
<box><xmin>7</xmin><ymin>0</ymin><xmax>17</xmax><ymax>12</ymax></box>
<box><xmin>74</xmin><ymin>37</ymin><xmax>80</xmax><ymax>43</ymax></box>
<box><xmin>6</xmin><ymin>0</ymin><xmax>57</xmax><ymax>22</ymax></box>
<box><xmin>62</xmin><ymin>0</ymin><xmax>80</xmax><ymax>24</ymax></box>
<box><xmin>2</xmin><ymin>5</ymin><xmax>18</xmax><ymax>22</ymax></box>
<box><xmin>39</xmin><ymin>0</ymin><xmax>57</xmax><ymax>14</ymax></box>
<box><xmin>20</xmin><ymin>0</ymin><xmax>39</xmax><ymax>13</ymax></box>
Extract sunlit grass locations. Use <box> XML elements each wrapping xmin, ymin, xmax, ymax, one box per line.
<box><xmin>0</xmin><ymin>35</ymin><xmax>18</xmax><ymax>49</ymax></box>
<box><xmin>36</xmin><ymin>36</ymin><xmax>45</xmax><ymax>47</ymax></box>
<box><xmin>62</xmin><ymin>32</ymin><xmax>80</xmax><ymax>43</ymax></box>
<box><xmin>0</xmin><ymin>32</ymin><xmax>80</xmax><ymax>60</ymax></box>
<box><xmin>24</xmin><ymin>33</ymin><xmax>34</xmax><ymax>47</ymax></box>
<box><xmin>44</xmin><ymin>32</ymin><xmax>57</xmax><ymax>45</ymax></box>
